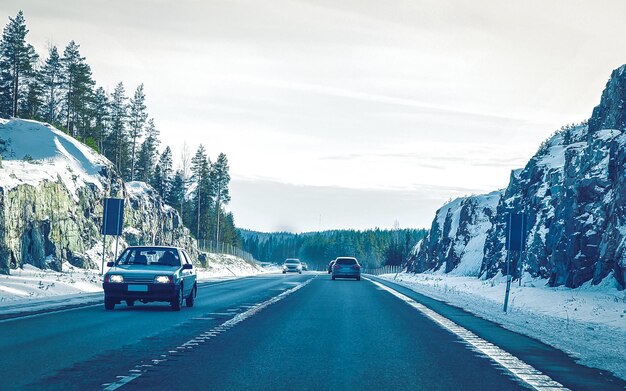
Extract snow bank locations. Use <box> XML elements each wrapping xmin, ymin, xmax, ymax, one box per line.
<box><xmin>380</xmin><ymin>272</ymin><xmax>626</xmax><ymax>380</ymax></box>
<box><xmin>0</xmin><ymin>119</ymin><xmax>107</xmax><ymax>197</ymax></box>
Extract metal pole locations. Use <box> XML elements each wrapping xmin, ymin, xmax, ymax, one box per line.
<box><xmin>518</xmin><ymin>212</ymin><xmax>526</xmax><ymax>286</ymax></box>
<box><xmin>101</xmin><ymin>234</ymin><xmax>106</xmax><ymax>275</ymax></box>
<box><xmin>504</xmin><ymin>213</ymin><xmax>512</xmax><ymax>313</ymax></box>
<box><xmin>115</xmin><ymin>235</ymin><xmax>120</xmax><ymax>262</ymax></box>
<box><xmin>101</xmin><ymin>200</ymin><xmax>108</xmax><ymax>275</ymax></box>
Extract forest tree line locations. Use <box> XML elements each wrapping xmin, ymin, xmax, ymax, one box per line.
<box><xmin>0</xmin><ymin>11</ymin><xmax>239</xmax><ymax>247</ymax></box>
<box><xmin>240</xmin><ymin>228</ymin><xmax>428</xmax><ymax>269</ymax></box>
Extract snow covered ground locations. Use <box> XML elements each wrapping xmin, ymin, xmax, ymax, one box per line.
<box><xmin>0</xmin><ymin>254</ymin><xmax>270</xmax><ymax>316</ymax></box>
<box><xmin>379</xmin><ymin>272</ymin><xmax>626</xmax><ymax>381</ymax></box>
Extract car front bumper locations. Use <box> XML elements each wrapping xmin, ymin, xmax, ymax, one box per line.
<box><xmin>103</xmin><ymin>282</ymin><xmax>180</xmax><ymax>302</ymax></box>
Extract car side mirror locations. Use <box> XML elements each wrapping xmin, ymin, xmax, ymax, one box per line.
<box><xmin>106</xmin><ymin>261</ymin><xmax>114</xmax><ymax>267</ymax></box>
<box><xmin>182</xmin><ymin>264</ymin><xmax>193</xmax><ymax>270</ymax></box>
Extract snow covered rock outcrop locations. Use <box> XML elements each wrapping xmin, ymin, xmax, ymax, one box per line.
<box><xmin>0</xmin><ymin>119</ymin><xmax>194</xmax><ymax>274</ymax></box>
<box><xmin>414</xmin><ymin>65</ymin><xmax>626</xmax><ymax>289</ymax></box>
<box><xmin>410</xmin><ymin>191</ymin><xmax>501</xmax><ymax>276</ymax></box>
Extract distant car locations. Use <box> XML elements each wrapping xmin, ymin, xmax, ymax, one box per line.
<box><xmin>282</xmin><ymin>258</ymin><xmax>302</xmax><ymax>274</ymax></box>
<box><xmin>301</xmin><ymin>262</ymin><xmax>308</xmax><ymax>271</ymax></box>
<box><xmin>332</xmin><ymin>257</ymin><xmax>361</xmax><ymax>281</ymax></box>
<box><xmin>103</xmin><ymin>246</ymin><xmax>197</xmax><ymax>311</ymax></box>
<box><xmin>328</xmin><ymin>260</ymin><xmax>336</xmax><ymax>274</ymax></box>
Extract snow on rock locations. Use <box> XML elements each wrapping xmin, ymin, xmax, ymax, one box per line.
<box><xmin>0</xmin><ymin>119</ymin><xmax>194</xmax><ymax>275</ymax></box>
<box><xmin>410</xmin><ymin>190</ymin><xmax>502</xmax><ymax>276</ymax></box>
<box><xmin>416</xmin><ymin>64</ymin><xmax>626</xmax><ymax>289</ymax></box>
<box><xmin>0</xmin><ymin>118</ymin><xmax>107</xmax><ymax>196</ymax></box>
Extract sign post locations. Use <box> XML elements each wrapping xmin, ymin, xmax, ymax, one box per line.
<box><xmin>101</xmin><ymin>198</ymin><xmax>124</xmax><ymax>275</ymax></box>
<box><xmin>504</xmin><ymin>212</ymin><xmax>525</xmax><ymax>312</ymax></box>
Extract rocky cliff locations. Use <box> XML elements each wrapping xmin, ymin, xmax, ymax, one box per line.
<box><xmin>0</xmin><ymin>119</ymin><xmax>197</xmax><ymax>274</ymax></box>
<box><xmin>410</xmin><ymin>191</ymin><xmax>501</xmax><ymax>276</ymax></box>
<box><xmin>414</xmin><ymin>65</ymin><xmax>626</xmax><ymax>289</ymax></box>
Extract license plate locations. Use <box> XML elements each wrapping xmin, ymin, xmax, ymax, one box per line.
<box><xmin>128</xmin><ymin>284</ymin><xmax>148</xmax><ymax>292</ymax></box>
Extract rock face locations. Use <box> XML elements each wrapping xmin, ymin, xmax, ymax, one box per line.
<box><xmin>414</xmin><ymin>65</ymin><xmax>626</xmax><ymax>289</ymax></box>
<box><xmin>0</xmin><ymin>119</ymin><xmax>197</xmax><ymax>274</ymax></box>
<box><xmin>410</xmin><ymin>191</ymin><xmax>501</xmax><ymax>276</ymax></box>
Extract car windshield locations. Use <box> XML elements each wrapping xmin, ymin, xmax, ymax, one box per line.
<box><xmin>117</xmin><ymin>247</ymin><xmax>181</xmax><ymax>267</ymax></box>
<box><xmin>336</xmin><ymin>258</ymin><xmax>357</xmax><ymax>265</ymax></box>
<box><xmin>285</xmin><ymin>260</ymin><xmax>299</xmax><ymax>264</ymax></box>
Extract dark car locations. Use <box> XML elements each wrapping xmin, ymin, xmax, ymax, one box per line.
<box><xmin>103</xmin><ymin>246</ymin><xmax>197</xmax><ymax>311</ymax></box>
<box><xmin>332</xmin><ymin>257</ymin><xmax>361</xmax><ymax>281</ymax></box>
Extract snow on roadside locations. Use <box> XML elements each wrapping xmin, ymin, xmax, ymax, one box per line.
<box><xmin>379</xmin><ymin>272</ymin><xmax>626</xmax><ymax>380</ymax></box>
<box><xmin>0</xmin><ymin>254</ymin><xmax>270</xmax><ymax>315</ymax></box>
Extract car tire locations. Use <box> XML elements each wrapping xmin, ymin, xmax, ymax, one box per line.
<box><xmin>332</xmin><ymin>276</ymin><xmax>335</xmax><ymax>280</ymax></box>
<box><xmin>356</xmin><ymin>276</ymin><xmax>361</xmax><ymax>281</ymax></box>
<box><xmin>171</xmin><ymin>286</ymin><xmax>183</xmax><ymax>311</ymax></box>
<box><xmin>105</xmin><ymin>297</ymin><xmax>115</xmax><ymax>311</ymax></box>
<box><xmin>299</xmin><ymin>271</ymin><xmax>302</xmax><ymax>274</ymax></box>
<box><xmin>126</xmin><ymin>299</ymin><xmax>135</xmax><ymax>307</ymax></box>
<box><xmin>186</xmin><ymin>284</ymin><xmax>196</xmax><ymax>307</ymax></box>
<box><xmin>282</xmin><ymin>271</ymin><xmax>286</xmax><ymax>274</ymax></box>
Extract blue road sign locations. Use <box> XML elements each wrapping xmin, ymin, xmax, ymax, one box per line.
<box><xmin>506</xmin><ymin>213</ymin><xmax>526</xmax><ymax>252</ymax></box>
<box><xmin>102</xmin><ymin>198</ymin><xmax>124</xmax><ymax>236</ymax></box>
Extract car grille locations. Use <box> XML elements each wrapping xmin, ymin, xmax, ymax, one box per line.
<box><xmin>124</xmin><ymin>275</ymin><xmax>155</xmax><ymax>283</ymax></box>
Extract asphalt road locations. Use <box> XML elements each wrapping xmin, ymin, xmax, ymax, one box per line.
<box><xmin>1</xmin><ymin>273</ymin><xmax>624</xmax><ymax>391</ymax></box>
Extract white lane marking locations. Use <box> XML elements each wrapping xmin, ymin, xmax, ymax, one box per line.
<box><xmin>103</xmin><ymin>278</ymin><xmax>313</xmax><ymax>391</ymax></box>
<box><xmin>367</xmin><ymin>278</ymin><xmax>570</xmax><ymax>391</ymax></box>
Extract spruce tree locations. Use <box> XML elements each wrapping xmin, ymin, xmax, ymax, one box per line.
<box><xmin>39</xmin><ymin>46</ymin><xmax>64</xmax><ymax>125</ymax></box>
<box><xmin>91</xmin><ymin>86</ymin><xmax>109</xmax><ymax>153</ymax></box>
<box><xmin>128</xmin><ymin>84</ymin><xmax>147</xmax><ymax>181</ymax></box>
<box><xmin>211</xmin><ymin>153</ymin><xmax>231</xmax><ymax>243</ymax></box>
<box><xmin>190</xmin><ymin>145</ymin><xmax>213</xmax><ymax>243</ymax></box>
<box><xmin>60</xmin><ymin>40</ymin><xmax>94</xmax><ymax>137</ymax></box>
<box><xmin>167</xmin><ymin>169</ymin><xmax>186</xmax><ymax>215</ymax></box>
<box><xmin>151</xmin><ymin>146</ymin><xmax>173</xmax><ymax>198</ymax></box>
<box><xmin>0</xmin><ymin>11</ymin><xmax>38</xmax><ymax>118</ymax></box>
<box><xmin>106</xmin><ymin>82</ymin><xmax>129</xmax><ymax>176</ymax></box>
<box><xmin>135</xmin><ymin>118</ymin><xmax>160</xmax><ymax>182</ymax></box>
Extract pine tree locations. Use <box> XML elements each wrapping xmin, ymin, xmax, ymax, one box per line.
<box><xmin>128</xmin><ymin>84</ymin><xmax>147</xmax><ymax>181</ymax></box>
<box><xmin>91</xmin><ymin>86</ymin><xmax>109</xmax><ymax>153</ymax></box>
<box><xmin>211</xmin><ymin>152</ymin><xmax>231</xmax><ymax>243</ymax></box>
<box><xmin>0</xmin><ymin>11</ymin><xmax>38</xmax><ymax>118</ymax></box>
<box><xmin>39</xmin><ymin>45</ymin><xmax>63</xmax><ymax>125</ymax></box>
<box><xmin>19</xmin><ymin>77</ymin><xmax>42</xmax><ymax>119</ymax></box>
<box><xmin>135</xmin><ymin>118</ymin><xmax>160</xmax><ymax>182</ymax></box>
<box><xmin>60</xmin><ymin>40</ymin><xmax>94</xmax><ymax>137</ymax></box>
<box><xmin>190</xmin><ymin>145</ymin><xmax>212</xmax><ymax>242</ymax></box>
<box><xmin>105</xmin><ymin>82</ymin><xmax>129</xmax><ymax>175</ymax></box>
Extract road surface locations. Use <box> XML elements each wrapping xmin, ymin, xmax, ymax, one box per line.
<box><xmin>0</xmin><ymin>273</ymin><xmax>623</xmax><ymax>390</ymax></box>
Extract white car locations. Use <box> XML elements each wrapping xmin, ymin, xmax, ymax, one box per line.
<box><xmin>282</xmin><ymin>258</ymin><xmax>302</xmax><ymax>274</ymax></box>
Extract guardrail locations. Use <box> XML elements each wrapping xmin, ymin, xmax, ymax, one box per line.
<box><xmin>362</xmin><ymin>265</ymin><xmax>404</xmax><ymax>276</ymax></box>
<box><xmin>195</xmin><ymin>240</ymin><xmax>258</xmax><ymax>263</ymax></box>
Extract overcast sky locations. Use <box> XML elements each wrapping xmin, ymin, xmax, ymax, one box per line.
<box><xmin>3</xmin><ymin>1</ymin><xmax>626</xmax><ymax>232</ymax></box>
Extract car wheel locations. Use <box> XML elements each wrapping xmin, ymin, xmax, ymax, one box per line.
<box><xmin>356</xmin><ymin>276</ymin><xmax>360</xmax><ymax>281</ymax></box>
<box><xmin>126</xmin><ymin>299</ymin><xmax>135</xmax><ymax>307</ymax></box>
<box><xmin>171</xmin><ymin>286</ymin><xmax>183</xmax><ymax>311</ymax></box>
<box><xmin>282</xmin><ymin>271</ymin><xmax>286</xmax><ymax>274</ymax></box>
<box><xmin>186</xmin><ymin>284</ymin><xmax>196</xmax><ymax>307</ymax></box>
<box><xmin>105</xmin><ymin>297</ymin><xmax>115</xmax><ymax>311</ymax></box>
<box><xmin>332</xmin><ymin>276</ymin><xmax>335</xmax><ymax>280</ymax></box>
<box><xmin>299</xmin><ymin>271</ymin><xmax>302</xmax><ymax>274</ymax></box>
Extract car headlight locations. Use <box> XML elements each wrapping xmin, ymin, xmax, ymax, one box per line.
<box><xmin>154</xmin><ymin>275</ymin><xmax>173</xmax><ymax>284</ymax></box>
<box><xmin>108</xmin><ymin>275</ymin><xmax>124</xmax><ymax>283</ymax></box>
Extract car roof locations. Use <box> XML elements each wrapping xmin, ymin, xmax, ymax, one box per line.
<box><xmin>125</xmin><ymin>245</ymin><xmax>184</xmax><ymax>250</ymax></box>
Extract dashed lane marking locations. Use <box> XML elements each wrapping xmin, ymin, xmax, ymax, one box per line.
<box><xmin>102</xmin><ymin>278</ymin><xmax>313</xmax><ymax>391</ymax></box>
<box><xmin>367</xmin><ymin>278</ymin><xmax>570</xmax><ymax>391</ymax></box>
